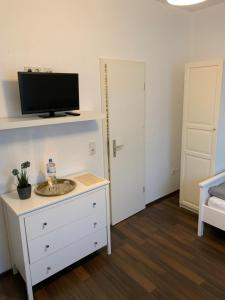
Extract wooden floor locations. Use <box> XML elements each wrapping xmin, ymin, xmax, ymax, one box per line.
<box><xmin>1</xmin><ymin>192</ymin><xmax>225</xmax><ymax>300</ymax></box>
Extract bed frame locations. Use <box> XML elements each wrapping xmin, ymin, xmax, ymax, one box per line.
<box><xmin>198</xmin><ymin>171</ymin><xmax>225</xmax><ymax>237</ymax></box>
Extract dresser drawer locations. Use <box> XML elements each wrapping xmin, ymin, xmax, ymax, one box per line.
<box><xmin>28</xmin><ymin>213</ymin><xmax>106</xmax><ymax>263</ymax></box>
<box><xmin>30</xmin><ymin>228</ymin><xmax>107</xmax><ymax>285</ymax></box>
<box><xmin>25</xmin><ymin>189</ymin><xmax>106</xmax><ymax>240</ymax></box>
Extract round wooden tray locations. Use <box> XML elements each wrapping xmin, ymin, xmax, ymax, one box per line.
<box><xmin>35</xmin><ymin>179</ymin><xmax>76</xmax><ymax>197</ymax></box>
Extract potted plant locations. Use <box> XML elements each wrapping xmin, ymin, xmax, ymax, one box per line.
<box><xmin>12</xmin><ymin>161</ymin><xmax>31</xmax><ymax>200</ymax></box>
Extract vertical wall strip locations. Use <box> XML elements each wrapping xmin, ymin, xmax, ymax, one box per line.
<box><xmin>104</xmin><ymin>63</ymin><xmax>111</xmax><ymax>181</ymax></box>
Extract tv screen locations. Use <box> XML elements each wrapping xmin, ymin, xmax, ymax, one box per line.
<box><xmin>18</xmin><ymin>72</ymin><xmax>79</xmax><ymax>116</ymax></box>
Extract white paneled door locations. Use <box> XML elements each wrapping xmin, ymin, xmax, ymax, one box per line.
<box><xmin>100</xmin><ymin>59</ymin><xmax>145</xmax><ymax>225</ymax></box>
<box><xmin>180</xmin><ymin>61</ymin><xmax>223</xmax><ymax>211</ymax></box>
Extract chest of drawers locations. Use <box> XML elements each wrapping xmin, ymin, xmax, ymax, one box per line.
<box><xmin>2</xmin><ymin>173</ymin><xmax>111</xmax><ymax>300</ymax></box>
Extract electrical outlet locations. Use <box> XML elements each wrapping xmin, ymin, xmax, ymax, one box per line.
<box><xmin>171</xmin><ymin>168</ymin><xmax>180</xmax><ymax>175</ymax></box>
<box><xmin>171</xmin><ymin>169</ymin><xmax>175</xmax><ymax>175</ymax></box>
<box><xmin>89</xmin><ymin>142</ymin><xmax>96</xmax><ymax>156</ymax></box>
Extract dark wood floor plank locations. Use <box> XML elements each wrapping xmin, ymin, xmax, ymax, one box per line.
<box><xmin>1</xmin><ymin>192</ymin><xmax>225</xmax><ymax>299</ymax></box>
<box><xmin>113</xmin><ymin>248</ymin><xmax>156</xmax><ymax>293</ymax></box>
<box><xmin>121</xmin><ymin>243</ymin><xmax>165</xmax><ymax>275</ymax></box>
<box><xmin>91</xmin><ymin>254</ymin><xmax>152</xmax><ymax>300</ymax></box>
<box><xmin>73</xmin><ymin>266</ymin><xmax>90</xmax><ymax>282</ymax></box>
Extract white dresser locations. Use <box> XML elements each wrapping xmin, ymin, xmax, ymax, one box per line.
<box><xmin>1</xmin><ymin>173</ymin><xmax>111</xmax><ymax>300</ymax></box>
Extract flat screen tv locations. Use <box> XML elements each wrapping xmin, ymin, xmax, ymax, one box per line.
<box><xmin>18</xmin><ymin>72</ymin><xmax>79</xmax><ymax>118</ymax></box>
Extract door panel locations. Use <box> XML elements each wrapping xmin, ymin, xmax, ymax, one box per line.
<box><xmin>187</xmin><ymin>66</ymin><xmax>218</xmax><ymax>126</ymax></box>
<box><xmin>186</xmin><ymin>128</ymin><xmax>213</xmax><ymax>155</ymax></box>
<box><xmin>182</xmin><ymin>154</ymin><xmax>211</xmax><ymax>206</ymax></box>
<box><xmin>101</xmin><ymin>59</ymin><xmax>145</xmax><ymax>225</ymax></box>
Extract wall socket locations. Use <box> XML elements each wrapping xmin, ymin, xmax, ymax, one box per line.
<box><xmin>89</xmin><ymin>142</ymin><xmax>96</xmax><ymax>156</ymax></box>
<box><xmin>171</xmin><ymin>168</ymin><xmax>180</xmax><ymax>175</ymax></box>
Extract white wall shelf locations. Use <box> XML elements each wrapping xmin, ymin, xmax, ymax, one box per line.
<box><xmin>0</xmin><ymin>111</ymin><xmax>105</xmax><ymax>131</ymax></box>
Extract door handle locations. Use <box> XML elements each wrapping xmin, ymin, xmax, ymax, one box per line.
<box><xmin>113</xmin><ymin>140</ymin><xmax>124</xmax><ymax>157</ymax></box>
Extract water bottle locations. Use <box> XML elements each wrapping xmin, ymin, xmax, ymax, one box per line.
<box><xmin>47</xmin><ymin>159</ymin><xmax>57</xmax><ymax>187</ymax></box>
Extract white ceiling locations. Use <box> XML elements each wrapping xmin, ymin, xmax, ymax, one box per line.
<box><xmin>157</xmin><ymin>0</ymin><xmax>225</xmax><ymax>11</ymax></box>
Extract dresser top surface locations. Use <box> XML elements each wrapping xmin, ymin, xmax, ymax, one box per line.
<box><xmin>1</xmin><ymin>173</ymin><xmax>109</xmax><ymax>216</ymax></box>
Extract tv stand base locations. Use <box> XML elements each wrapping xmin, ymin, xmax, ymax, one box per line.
<box><xmin>65</xmin><ymin>112</ymin><xmax>80</xmax><ymax>116</ymax></box>
<box><xmin>39</xmin><ymin>112</ymin><xmax>66</xmax><ymax>118</ymax></box>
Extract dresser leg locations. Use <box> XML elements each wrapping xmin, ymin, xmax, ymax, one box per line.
<box><xmin>107</xmin><ymin>244</ymin><xmax>111</xmax><ymax>255</ymax></box>
<box><xmin>26</xmin><ymin>282</ymin><xmax>34</xmax><ymax>300</ymax></box>
<box><xmin>106</xmin><ymin>186</ymin><xmax>111</xmax><ymax>255</ymax></box>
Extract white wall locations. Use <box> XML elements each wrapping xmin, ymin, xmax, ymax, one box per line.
<box><xmin>190</xmin><ymin>3</ymin><xmax>225</xmax><ymax>60</ymax></box>
<box><xmin>0</xmin><ymin>0</ymin><xmax>190</xmax><ymax>273</ymax></box>
<box><xmin>189</xmin><ymin>4</ymin><xmax>225</xmax><ymax>182</ymax></box>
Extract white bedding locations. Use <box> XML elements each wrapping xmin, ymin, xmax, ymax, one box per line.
<box><xmin>208</xmin><ymin>196</ymin><xmax>225</xmax><ymax>213</ymax></box>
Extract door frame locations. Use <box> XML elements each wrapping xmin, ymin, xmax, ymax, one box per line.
<box><xmin>99</xmin><ymin>58</ymin><xmax>146</xmax><ymax>222</ymax></box>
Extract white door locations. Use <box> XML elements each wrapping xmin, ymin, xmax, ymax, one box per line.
<box><xmin>180</xmin><ymin>61</ymin><xmax>222</xmax><ymax>210</ymax></box>
<box><xmin>100</xmin><ymin>59</ymin><xmax>145</xmax><ymax>225</ymax></box>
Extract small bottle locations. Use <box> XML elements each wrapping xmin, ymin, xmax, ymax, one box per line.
<box><xmin>47</xmin><ymin>159</ymin><xmax>57</xmax><ymax>187</ymax></box>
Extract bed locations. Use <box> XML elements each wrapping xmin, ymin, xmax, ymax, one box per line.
<box><xmin>198</xmin><ymin>171</ymin><xmax>225</xmax><ymax>237</ymax></box>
